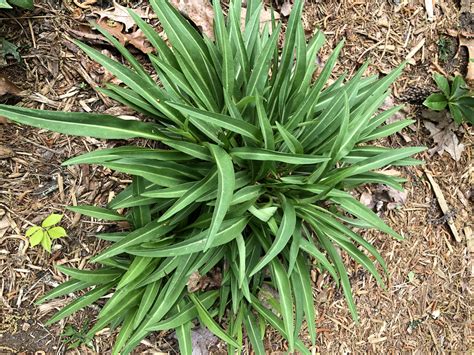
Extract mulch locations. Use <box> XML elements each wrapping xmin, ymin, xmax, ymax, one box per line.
<box><xmin>0</xmin><ymin>0</ymin><xmax>472</xmax><ymax>353</ymax></box>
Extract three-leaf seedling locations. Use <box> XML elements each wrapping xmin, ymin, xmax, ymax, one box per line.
<box><xmin>423</xmin><ymin>73</ymin><xmax>474</xmax><ymax>124</ymax></box>
<box><xmin>25</xmin><ymin>213</ymin><xmax>67</xmax><ymax>253</ymax></box>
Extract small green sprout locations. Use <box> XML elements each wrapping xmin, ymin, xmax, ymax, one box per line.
<box><xmin>423</xmin><ymin>73</ymin><xmax>474</xmax><ymax>124</ymax></box>
<box><xmin>25</xmin><ymin>213</ymin><xmax>67</xmax><ymax>253</ymax></box>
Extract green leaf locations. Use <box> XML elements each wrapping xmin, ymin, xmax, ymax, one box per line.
<box><xmin>189</xmin><ymin>294</ymin><xmax>239</xmax><ymax>348</ymax></box>
<box><xmin>243</xmin><ymin>309</ymin><xmax>265</xmax><ymax>355</ymax></box>
<box><xmin>63</xmin><ymin>147</ymin><xmax>190</xmax><ymax>166</ymax></box>
<box><xmin>176</xmin><ymin>319</ymin><xmax>193</xmax><ymax>355</ymax></box>
<box><xmin>231</xmin><ymin>148</ymin><xmax>329</xmax><ymax>165</ymax></box>
<box><xmin>271</xmin><ymin>259</ymin><xmax>295</xmax><ymax>352</ymax></box>
<box><xmin>0</xmin><ymin>0</ymin><xmax>13</xmax><ymax>9</ymax></box>
<box><xmin>0</xmin><ymin>105</ymin><xmax>164</xmax><ymax>140</ymax></box>
<box><xmin>7</xmin><ymin>0</ymin><xmax>33</xmax><ymax>9</ymax></box>
<box><xmin>57</xmin><ymin>266</ymin><xmax>123</xmax><ymax>284</ymax></box>
<box><xmin>423</xmin><ymin>93</ymin><xmax>448</xmax><ymax>111</ymax></box>
<box><xmin>41</xmin><ymin>235</ymin><xmax>52</xmax><ymax>253</ymax></box>
<box><xmin>67</xmin><ymin>206</ymin><xmax>126</xmax><ymax>221</ymax></box>
<box><xmin>26</xmin><ymin>226</ymin><xmax>42</xmax><ymax>237</ymax></box>
<box><xmin>29</xmin><ymin>229</ymin><xmax>44</xmax><ymax>247</ymax></box>
<box><xmin>205</xmin><ymin>145</ymin><xmax>236</xmax><ymax>250</ymax></box>
<box><xmin>42</xmin><ymin>214</ymin><xmax>63</xmax><ymax>228</ymax></box>
<box><xmin>128</xmin><ymin>217</ymin><xmax>248</xmax><ymax>257</ymax></box>
<box><xmin>433</xmin><ymin>73</ymin><xmax>450</xmax><ymax>97</ymax></box>
<box><xmin>169</xmin><ymin>102</ymin><xmax>260</xmax><ymax>141</ymax></box>
<box><xmin>47</xmin><ymin>226</ymin><xmax>67</xmax><ymax>239</ymax></box>
<box><xmin>250</xmin><ymin>197</ymin><xmax>296</xmax><ymax>276</ymax></box>
<box><xmin>46</xmin><ymin>283</ymin><xmax>115</xmax><ymax>325</ymax></box>
<box><xmin>92</xmin><ymin>222</ymin><xmax>174</xmax><ymax>262</ymax></box>
<box><xmin>35</xmin><ymin>279</ymin><xmax>95</xmax><ymax>305</ymax></box>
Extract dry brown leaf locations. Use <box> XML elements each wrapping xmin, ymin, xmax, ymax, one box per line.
<box><xmin>96</xmin><ymin>20</ymin><xmax>153</xmax><ymax>54</ymax></box>
<box><xmin>280</xmin><ymin>1</ymin><xmax>293</xmax><ymax>17</ymax></box>
<box><xmin>94</xmin><ymin>1</ymin><xmax>150</xmax><ymax>31</ymax></box>
<box><xmin>0</xmin><ymin>74</ymin><xmax>21</xmax><ymax>97</ymax></box>
<box><xmin>424</xmin><ymin>120</ymin><xmax>465</xmax><ymax>161</ymax></box>
<box><xmin>459</xmin><ymin>34</ymin><xmax>474</xmax><ymax>82</ymax></box>
<box><xmin>170</xmin><ymin>0</ymin><xmax>215</xmax><ymax>39</ymax></box>
<box><xmin>359</xmin><ymin>186</ymin><xmax>407</xmax><ymax>212</ymax></box>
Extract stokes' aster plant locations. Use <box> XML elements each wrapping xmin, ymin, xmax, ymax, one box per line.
<box><xmin>0</xmin><ymin>0</ymin><xmax>424</xmax><ymax>353</ymax></box>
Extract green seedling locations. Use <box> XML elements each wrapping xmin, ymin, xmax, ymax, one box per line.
<box><xmin>25</xmin><ymin>213</ymin><xmax>67</xmax><ymax>253</ymax></box>
<box><xmin>423</xmin><ymin>73</ymin><xmax>474</xmax><ymax>124</ymax></box>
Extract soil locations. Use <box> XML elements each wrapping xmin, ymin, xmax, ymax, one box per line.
<box><xmin>0</xmin><ymin>0</ymin><xmax>472</xmax><ymax>354</ymax></box>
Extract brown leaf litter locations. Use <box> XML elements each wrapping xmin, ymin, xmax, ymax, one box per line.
<box><xmin>0</xmin><ymin>0</ymin><xmax>472</xmax><ymax>353</ymax></box>
<box><xmin>422</xmin><ymin>110</ymin><xmax>466</xmax><ymax>161</ymax></box>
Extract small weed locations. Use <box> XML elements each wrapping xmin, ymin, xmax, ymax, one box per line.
<box><xmin>424</xmin><ymin>73</ymin><xmax>474</xmax><ymax>124</ymax></box>
<box><xmin>60</xmin><ymin>320</ymin><xmax>94</xmax><ymax>350</ymax></box>
<box><xmin>437</xmin><ymin>36</ymin><xmax>455</xmax><ymax>63</ymax></box>
<box><xmin>25</xmin><ymin>213</ymin><xmax>67</xmax><ymax>253</ymax></box>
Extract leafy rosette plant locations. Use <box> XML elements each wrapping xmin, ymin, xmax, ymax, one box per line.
<box><xmin>0</xmin><ymin>0</ymin><xmax>424</xmax><ymax>353</ymax></box>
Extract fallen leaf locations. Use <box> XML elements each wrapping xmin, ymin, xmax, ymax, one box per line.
<box><xmin>96</xmin><ymin>20</ymin><xmax>153</xmax><ymax>54</ymax></box>
<box><xmin>424</xmin><ymin>120</ymin><xmax>465</xmax><ymax>161</ymax></box>
<box><xmin>170</xmin><ymin>0</ymin><xmax>215</xmax><ymax>39</ymax></box>
<box><xmin>0</xmin><ymin>74</ymin><xmax>21</xmax><ymax>96</ymax></box>
<box><xmin>360</xmin><ymin>191</ymin><xmax>375</xmax><ymax>209</ymax></box>
<box><xmin>189</xmin><ymin>327</ymin><xmax>218</xmax><ymax>355</ymax></box>
<box><xmin>187</xmin><ymin>269</ymin><xmax>221</xmax><ymax>292</ymax></box>
<box><xmin>359</xmin><ymin>185</ymin><xmax>407</xmax><ymax>212</ymax></box>
<box><xmin>94</xmin><ymin>1</ymin><xmax>150</xmax><ymax>31</ymax></box>
<box><xmin>280</xmin><ymin>1</ymin><xmax>292</xmax><ymax>17</ymax></box>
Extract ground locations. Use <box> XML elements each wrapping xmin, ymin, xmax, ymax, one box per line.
<box><xmin>0</xmin><ymin>0</ymin><xmax>472</xmax><ymax>353</ymax></box>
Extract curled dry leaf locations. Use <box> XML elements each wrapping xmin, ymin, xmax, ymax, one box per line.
<box><xmin>93</xmin><ymin>0</ymin><xmax>151</xmax><ymax>31</ymax></box>
<box><xmin>280</xmin><ymin>1</ymin><xmax>293</xmax><ymax>17</ymax></box>
<box><xmin>189</xmin><ymin>327</ymin><xmax>219</xmax><ymax>355</ymax></box>
<box><xmin>423</xmin><ymin>118</ymin><xmax>465</xmax><ymax>162</ymax></box>
<box><xmin>359</xmin><ymin>186</ymin><xmax>407</xmax><ymax>212</ymax></box>
<box><xmin>0</xmin><ymin>74</ymin><xmax>21</xmax><ymax>96</ymax></box>
<box><xmin>96</xmin><ymin>20</ymin><xmax>153</xmax><ymax>54</ymax></box>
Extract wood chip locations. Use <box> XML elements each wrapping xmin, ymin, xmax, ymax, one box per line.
<box><xmin>405</xmin><ymin>38</ymin><xmax>425</xmax><ymax>61</ymax></box>
<box><xmin>424</xmin><ymin>170</ymin><xmax>461</xmax><ymax>242</ymax></box>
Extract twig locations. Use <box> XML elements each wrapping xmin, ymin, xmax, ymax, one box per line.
<box><xmin>424</xmin><ymin>170</ymin><xmax>461</xmax><ymax>242</ymax></box>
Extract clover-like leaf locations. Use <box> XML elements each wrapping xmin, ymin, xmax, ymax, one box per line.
<box><xmin>42</xmin><ymin>213</ymin><xmax>63</xmax><ymax>228</ymax></box>
<box><xmin>47</xmin><ymin>226</ymin><xmax>67</xmax><ymax>239</ymax></box>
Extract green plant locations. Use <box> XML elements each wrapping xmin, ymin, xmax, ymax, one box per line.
<box><xmin>437</xmin><ymin>36</ymin><xmax>455</xmax><ymax>62</ymax></box>
<box><xmin>60</xmin><ymin>320</ymin><xmax>95</xmax><ymax>350</ymax></box>
<box><xmin>0</xmin><ymin>0</ymin><xmax>424</xmax><ymax>353</ymax></box>
<box><xmin>423</xmin><ymin>73</ymin><xmax>474</xmax><ymax>124</ymax></box>
<box><xmin>25</xmin><ymin>213</ymin><xmax>67</xmax><ymax>253</ymax></box>
<box><xmin>0</xmin><ymin>0</ymin><xmax>33</xmax><ymax>10</ymax></box>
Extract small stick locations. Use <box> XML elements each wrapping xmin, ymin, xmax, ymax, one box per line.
<box><xmin>424</xmin><ymin>170</ymin><xmax>461</xmax><ymax>242</ymax></box>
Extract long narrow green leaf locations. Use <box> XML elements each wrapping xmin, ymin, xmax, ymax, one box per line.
<box><xmin>205</xmin><ymin>145</ymin><xmax>236</xmax><ymax>250</ymax></box>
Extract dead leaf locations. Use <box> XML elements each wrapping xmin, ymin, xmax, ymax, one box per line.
<box><xmin>459</xmin><ymin>34</ymin><xmax>474</xmax><ymax>82</ymax></box>
<box><xmin>240</xmin><ymin>6</ymin><xmax>280</xmax><ymax>33</ymax></box>
<box><xmin>0</xmin><ymin>116</ymin><xmax>8</xmax><ymax>124</ymax></box>
<box><xmin>96</xmin><ymin>20</ymin><xmax>153</xmax><ymax>54</ymax></box>
<box><xmin>170</xmin><ymin>0</ymin><xmax>215</xmax><ymax>39</ymax></box>
<box><xmin>359</xmin><ymin>185</ymin><xmax>407</xmax><ymax>212</ymax></box>
<box><xmin>424</xmin><ymin>120</ymin><xmax>465</xmax><ymax>161</ymax></box>
<box><xmin>280</xmin><ymin>1</ymin><xmax>292</xmax><ymax>17</ymax></box>
<box><xmin>188</xmin><ymin>327</ymin><xmax>218</xmax><ymax>355</ymax></box>
<box><xmin>360</xmin><ymin>191</ymin><xmax>375</xmax><ymax>209</ymax></box>
<box><xmin>94</xmin><ymin>1</ymin><xmax>150</xmax><ymax>32</ymax></box>
<box><xmin>72</xmin><ymin>0</ymin><xmax>96</xmax><ymax>9</ymax></box>
<box><xmin>0</xmin><ymin>74</ymin><xmax>21</xmax><ymax>96</ymax></box>
<box><xmin>187</xmin><ymin>270</ymin><xmax>221</xmax><ymax>292</ymax></box>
